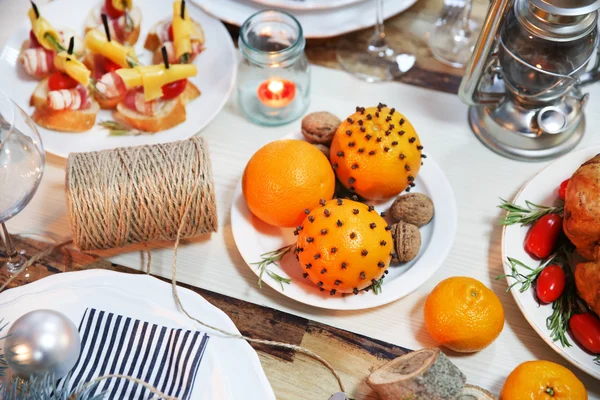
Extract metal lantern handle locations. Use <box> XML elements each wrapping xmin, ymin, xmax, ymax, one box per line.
<box><xmin>459</xmin><ymin>0</ymin><xmax>514</xmax><ymax>106</ymax></box>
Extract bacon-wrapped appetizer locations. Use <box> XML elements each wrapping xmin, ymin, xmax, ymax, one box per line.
<box><xmin>19</xmin><ymin>2</ymin><xmax>84</xmax><ymax>79</ymax></box>
<box><xmin>83</xmin><ymin>19</ymin><xmax>138</xmax><ymax>109</ymax></box>
<box><xmin>98</xmin><ymin>48</ymin><xmax>200</xmax><ymax>132</ymax></box>
<box><xmin>30</xmin><ymin>39</ymin><xmax>99</xmax><ymax>132</ymax></box>
<box><xmin>144</xmin><ymin>0</ymin><xmax>204</xmax><ymax>65</ymax></box>
<box><xmin>84</xmin><ymin>0</ymin><xmax>142</xmax><ymax>46</ymax></box>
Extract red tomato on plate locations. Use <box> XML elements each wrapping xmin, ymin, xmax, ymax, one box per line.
<box><xmin>48</xmin><ymin>71</ymin><xmax>78</xmax><ymax>91</ymax></box>
<box><xmin>535</xmin><ymin>264</ymin><xmax>565</xmax><ymax>303</ymax></box>
<box><xmin>161</xmin><ymin>79</ymin><xmax>187</xmax><ymax>100</ymax></box>
<box><xmin>558</xmin><ymin>179</ymin><xmax>569</xmax><ymax>201</ymax></box>
<box><xmin>103</xmin><ymin>57</ymin><xmax>121</xmax><ymax>73</ymax></box>
<box><xmin>569</xmin><ymin>313</ymin><xmax>600</xmax><ymax>354</ymax></box>
<box><xmin>524</xmin><ymin>213</ymin><xmax>562</xmax><ymax>259</ymax></box>
<box><xmin>105</xmin><ymin>0</ymin><xmax>125</xmax><ymax>18</ymax></box>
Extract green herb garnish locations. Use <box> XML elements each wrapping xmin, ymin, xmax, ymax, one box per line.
<box><xmin>252</xmin><ymin>245</ymin><xmax>293</xmax><ymax>290</ymax></box>
<box><xmin>498</xmin><ymin>198</ymin><xmax>563</xmax><ymax>226</ymax></box>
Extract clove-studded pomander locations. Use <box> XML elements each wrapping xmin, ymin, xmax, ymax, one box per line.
<box><xmin>330</xmin><ymin>105</ymin><xmax>423</xmax><ymax>200</ymax></box>
<box><xmin>296</xmin><ymin>199</ymin><xmax>393</xmax><ymax>294</ymax></box>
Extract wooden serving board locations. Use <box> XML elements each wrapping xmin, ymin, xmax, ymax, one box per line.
<box><xmin>0</xmin><ymin>236</ymin><xmax>409</xmax><ymax>400</ymax></box>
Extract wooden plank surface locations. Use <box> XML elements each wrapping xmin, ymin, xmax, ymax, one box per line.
<box><xmin>0</xmin><ymin>236</ymin><xmax>410</xmax><ymax>399</ymax></box>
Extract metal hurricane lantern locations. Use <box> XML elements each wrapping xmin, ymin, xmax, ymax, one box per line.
<box><xmin>459</xmin><ymin>0</ymin><xmax>600</xmax><ymax>161</ymax></box>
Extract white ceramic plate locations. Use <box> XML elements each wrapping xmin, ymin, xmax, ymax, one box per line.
<box><xmin>0</xmin><ymin>269</ymin><xmax>275</xmax><ymax>399</ymax></box>
<box><xmin>248</xmin><ymin>0</ymin><xmax>365</xmax><ymax>11</ymax></box>
<box><xmin>0</xmin><ymin>0</ymin><xmax>236</xmax><ymax>158</ymax></box>
<box><xmin>502</xmin><ymin>145</ymin><xmax>600</xmax><ymax>381</ymax></box>
<box><xmin>231</xmin><ymin>132</ymin><xmax>457</xmax><ymax>310</ymax></box>
<box><xmin>194</xmin><ymin>0</ymin><xmax>419</xmax><ymax>39</ymax></box>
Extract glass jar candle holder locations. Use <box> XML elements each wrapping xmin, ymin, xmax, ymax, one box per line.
<box><xmin>237</xmin><ymin>10</ymin><xmax>310</xmax><ymax>126</ymax></box>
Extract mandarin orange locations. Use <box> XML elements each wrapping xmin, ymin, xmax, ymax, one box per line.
<box><xmin>242</xmin><ymin>139</ymin><xmax>335</xmax><ymax>227</ymax></box>
<box><xmin>330</xmin><ymin>105</ymin><xmax>422</xmax><ymax>200</ymax></box>
<box><xmin>424</xmin><ymin>277</ymin><xmax>505</xmax><ymax>352</ymax></box>
<box><xmin>296</xmin><ymin>199</ymin><xmax>393</xmax><ymax>294</ymax></box>
<box><xmin>501</xmin><ymin>360</ymin><xmax>587</xmax><ymax>400</ymax></box>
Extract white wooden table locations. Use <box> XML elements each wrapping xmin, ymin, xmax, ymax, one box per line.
<box><xmin>1</xmin><ymin>1</ymin><xmax>599</xmax><ymax>396</ymax></box>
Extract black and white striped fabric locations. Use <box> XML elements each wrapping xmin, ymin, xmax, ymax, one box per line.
<box><xmin>57</xmin><ymin>308</ymin><xmax>209</xmax><ymax>399</ymax></box>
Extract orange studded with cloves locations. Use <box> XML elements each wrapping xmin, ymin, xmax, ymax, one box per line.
<box><xmin>330</xmin><ymin>104</ymin><xmax>423</xmax><ymax>200</ymax></box>
<box><xmin>295</xmin><ymin>199</ymin><xmax>393</xmax><ymax>295</ymax></box>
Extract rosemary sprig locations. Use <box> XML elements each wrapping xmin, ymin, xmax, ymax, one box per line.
<box><xmin>498</xmin><ymin>254</ymin><xmax>558</xmax><ymax>293</ymax></box>
<box><xmin>370</xmin><ymin>278</ymin><xmax>384</xmax><ymax>295</ymax></box>
<box><xmin>44</xmin><ymin>32</ymin><xmax>66</xmax><ymax>52</ymax></box>
<box><xmin>99</xmin><ymin>120</ymin><xmax>143</xmax><ymax>136</ymax></box>
<box><xmin>594</xmin><ymin>355</ymin><xmax>599</xmax><ymax>366</ymax></box>
<box><xmin>251</xmin><ymin>244</ymin><xmax>294</xmax><ymax>290</ymax></box>
<box><xmin>180</xmin><ymin>53</ymin><xmax>191</xmax><ymax>65</ymax></box>
<box><xmin>498</xmin><ymin>198</ymin><xmax>563</xmax><ymax>226</ymax></box>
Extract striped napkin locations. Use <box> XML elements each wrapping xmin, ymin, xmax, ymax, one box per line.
<box><xmin>57</xmin><ymin>308</ymin><xmax>209</xmax><ymax>399</ymax></box>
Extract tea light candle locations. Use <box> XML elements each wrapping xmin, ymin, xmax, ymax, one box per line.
<box><xmin>257</xmin><ymin>78</ymin><xmax>296</xmax><ymax>108</ymax></box>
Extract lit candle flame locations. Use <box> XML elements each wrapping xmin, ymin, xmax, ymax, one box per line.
<box><xmin>535</xmin><ymin>64</ymin><xmax>542</xmax><ymax>69</ymax></box>
<box><xmin>267</xmin><ymin>80</ymin><xmax>284</xmax><ymax>95</ymax></box>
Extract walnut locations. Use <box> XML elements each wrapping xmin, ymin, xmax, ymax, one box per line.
<box><xmin>390</xmin><ymin>193</ymin><xmax>434</xmax><ymax>227</ymax></box>
<box><xmin>301</xmin><ymin>112</ymin><xmax>341</xmax><ymax>145</ymax></box>
<box><xmin>313</xmin><ymin>144</ymin><xmax>330</xmax><ymax>160</ymax></box>
<box><xmin>393</xmin><ymin>221</ymin><xmax>421</xmax><ymax>263</ymax></box>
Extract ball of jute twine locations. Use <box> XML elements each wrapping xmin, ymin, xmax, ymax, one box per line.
<box><xmin>0</xmin><ymin>137</ymin><xmax>345</xmax><ymax>398</ymax></box>
<box><xmin>65</xmin><ymin>136</ymin><xmax>218</xmax><ymax>251</ymax></box>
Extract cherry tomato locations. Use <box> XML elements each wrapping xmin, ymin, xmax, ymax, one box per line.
<box><xmin>29</xmin><ymin>29</ymin><xmax>40</xmax><ymax>47</ymax></box>
<box><xmin>48</xmin><ymin>71</ymin><xmax>78</xmax><ymax>91</ymax></box>
<box><xmin>524</xmin><ymin>213</ymin><xmax>562</xmax><ymax>259</ymax></box>
<box><xmin>168</xmin><ymin>24</ymin><xmax>174</xmax><ymax>41</ymax></box>
<box><xmin>558</xmin><ymin>179</ymin><xmax>570</xmax><ymax>201</ymax></box>
<box><xmin>104</xmin><ymin>0</ymin><xmax>125</xmax><ymax>18</ymax></box>
<box><xmin>161</xmin><ymin>79</ymin><xmax>187</xmax><ymax>100</ymax></box>
<box><xmin>103</xmin><ymin>57</ymin><xmax>121</xmax><ymax>73</ymax></box>
<box><xmin>569</xmin><ymin>313</ymin><xmax>600</xmax><ymax>354</ymax></box>
<box><xmin>535</xmin><ymin>264</ymin><xmax>565</xmax><ymax>303</ymax></box>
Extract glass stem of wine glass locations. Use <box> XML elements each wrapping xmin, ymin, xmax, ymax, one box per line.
<box><xmin>369</xmin><ymin>0</ymin><xmax>388</xmax><ymax>53</ymax></box>
<box><xmin>461</xmin><ymin>0</ymin><xmax>473</xmax><ymax>34</ymax></box>
<box><xmin>1</xmin><ymin>222</ymin><xmax>17</xmax><ymax>261</ymax></box>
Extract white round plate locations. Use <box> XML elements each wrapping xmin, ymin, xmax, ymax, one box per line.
<box><xmin>502</xmin><ymin>145</ymin><xmax>600</xmax><ymax>380</ymax></box>
<box><xmin>248</xmin><ymin>0</ymin><xmax>365</xmax><ymax>11</ymax></box>
<box><xmin>0</xmin><ymin>269</ymin><xmax>275</xmax><ymax>399</ymax></box>
<box><xmin>194</xmin><ymin>0</ymin><xmax>419</xmax><ymax>39</ymax></box>
<box><xmin>231</xmin><ymin>132</ymin><xmax>457</xmax><ymax>310</ymax></box>
<box><xmin>0</xmin><ymin>0</ymin><xmax>236</xmax><ymax>158</ymax></box>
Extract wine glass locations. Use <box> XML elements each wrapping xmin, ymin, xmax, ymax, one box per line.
<box><xmin>336</xmin><ymin>0</ymin><xmax>416</xmax><ymax>82</ymax></box>
<box><xmin>429</xmin><ymin>0</ymin><xmax>479</xmax><ymax>68</ymax></box>
<box><xmin>0</xmin><ymin>90</ymin><xmax>45</xmax><ymax>274</ymax></box>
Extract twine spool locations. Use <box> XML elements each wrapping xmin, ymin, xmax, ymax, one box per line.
<box><xmin>66</xmin><ymin>137</ymin><xmax>218</xmax><ymax>251</ymax></box>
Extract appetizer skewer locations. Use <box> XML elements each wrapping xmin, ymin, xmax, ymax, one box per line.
<box><xmin>144</xmin><ymin>0</ymin><xmax>204</xmax><ymax>65</ymax></box>
<box><xmin>84</xmin><ymin>15</ymin><xmax>138</xmax><ymax>108</ymax></box>
<box><xmin>20</xmin><ymin>1</ymin><xmax>84</xmax><ymax>79</ymax></box>
<box><xmin>84</xmin><ymin>0</ymin><xmax>142</xmax><ymax>45</ymax></box>
<box><xmin>30</xmin><ymin>37</ymin><xmax>99</xmax><ymax>132</ymax></box>
<box><xmin>102</xmin><ymin>47</ymin><xmax>200</xmax><ymax>133</ymax></box>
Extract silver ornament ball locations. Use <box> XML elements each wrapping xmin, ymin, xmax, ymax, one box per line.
<box><xmin>5</xmin><ymin>309</ymin><xmax>81</xmax><ymax>380</ymax></box>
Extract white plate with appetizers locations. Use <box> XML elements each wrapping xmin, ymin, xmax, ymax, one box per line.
<box><xmin>231</xmin><ymin>131</ymin><xmax>457</xmax><ymax>311</ymax></box>
<box><xmin>0</xmin><ymin>269</ymin><xmax>275</xmax><ymax>399</ymax></box>
<box><xmin>502</xmin><ymin>145</ymin><xmax>600</xmax><ymax>380</ymax></box>
<box><xmin>194</xmin><ymin>0</ymin><xmax>419</xmax><ymax>39</ymax></box>
<box><xmin>248</xmin><ymin>0</ymin><xmax>366</xmax><ymax>11</ymax></box>
<box><xmin>0</xmin><ymin>0</ymin><xmax>236</xmax><ymax>158</ymax></box>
